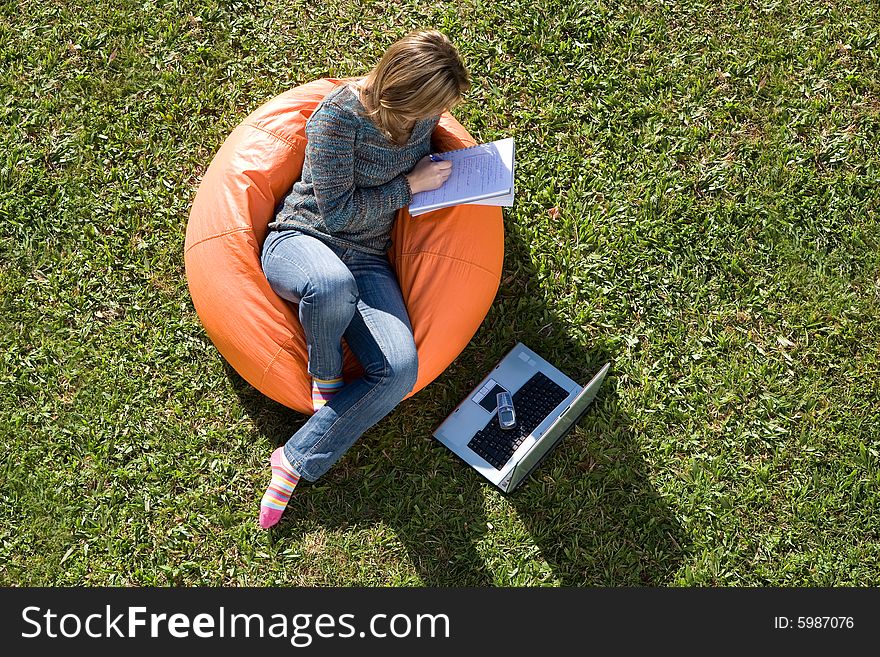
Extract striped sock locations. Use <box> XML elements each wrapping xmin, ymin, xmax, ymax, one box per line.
<box><xmin>259</xmin><ymin>447</ymin><xmax>301</xmax><ymax>529</ymax></box>
<box><xmin>312</xmin><ymin>375</ymin><xmax>344</xmax><ymax>412</ymax></box>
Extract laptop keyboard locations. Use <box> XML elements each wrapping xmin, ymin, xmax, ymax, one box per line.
<box><xmin>468</xmin><ymin>372</ymin><xmax>569</xmax><ymax>470</ymax></box>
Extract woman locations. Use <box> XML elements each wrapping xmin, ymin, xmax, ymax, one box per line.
<box><xmin>258</xmin><ymin>30</ymin><xmax>471</xmax><ymax>529</ymax></box>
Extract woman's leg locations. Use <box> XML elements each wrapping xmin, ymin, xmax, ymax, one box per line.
<box><xmin>259</xmin><ymin>230</ymin><xmax>361</xmax><ymax>527</ymax></box>
<box><xmin>259</xmin><ymin>246</ymin><xmax>418</xmax><ymax>527</ymax></box>
<box><xmin>283</xmin><ymin>246</ymin><xmax>418</xmax><ymax>480</ymax></box>
<box><xmin>260</xmin><ymin>230</ymin><xmax>358</xmax><ymax>381</ymax></box>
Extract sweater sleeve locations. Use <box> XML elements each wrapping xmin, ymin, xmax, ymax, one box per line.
<box><xmin>305</xmin><ymin>101</ymin><xmax>413</xmax><ymax>232</ymax></box>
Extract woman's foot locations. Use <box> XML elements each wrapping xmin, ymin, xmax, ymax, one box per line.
<box><xmin>312</xmin><ymin>375</ymin><xmax>344</xmax><ymax>412</ymax></box>
<box><xmin>259</xmin><ymin>447</ymin><xmax>301</xmax><ymax>529</ymax></box>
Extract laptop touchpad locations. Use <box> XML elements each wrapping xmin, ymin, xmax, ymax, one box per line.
<box><xmin>472</xmin><ymin>379</ymin><xmax>509</xmax><ymax>413</ymax></box>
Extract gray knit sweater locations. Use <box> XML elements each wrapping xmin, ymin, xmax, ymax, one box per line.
<box><xmin>268</xmin><ymin>82</ymin><xmax>440</xmax><ymax>255</ymax></box>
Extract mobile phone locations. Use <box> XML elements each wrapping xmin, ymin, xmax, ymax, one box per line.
<box><xmin>496</xmin><ymin>391</ymin><xmax>516</xmax><ymax>430</ymax></box>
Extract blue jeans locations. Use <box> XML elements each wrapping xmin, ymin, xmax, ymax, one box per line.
<box><xmin>260</xmin><ymin>229</ymin><xmax>419</xmax><ymax>482</ymax></box>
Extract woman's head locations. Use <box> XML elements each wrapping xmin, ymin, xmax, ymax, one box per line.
<box><xmin>358</xmin><ymin>30</ymin><xmax>470</xmax><ymax>145</ymax></box>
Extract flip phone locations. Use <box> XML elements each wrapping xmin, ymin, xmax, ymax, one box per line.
<box><xmin>496</xmin><ymin>391</ymin><xmax>517</xmax><ymax>430</ymax></box>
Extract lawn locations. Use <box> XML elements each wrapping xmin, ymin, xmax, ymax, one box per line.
<box><xmin>2</xmin><ymin>0</ymin><xmax>879</xmax><ymax>586</ymax></box>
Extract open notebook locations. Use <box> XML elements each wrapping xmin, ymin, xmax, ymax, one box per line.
<box><xmin>408</xmin><ymin>137</ymin><xmax>515</xmax><ymax>217</ymax></box>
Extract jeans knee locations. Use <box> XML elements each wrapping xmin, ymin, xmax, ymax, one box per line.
<box><xmin>307</xmin><ymin>267</ymin><xmax>358</xmax><ymax>309</ymax></box>
<box><xmin>385</xmin><ymin>340</ymin><xmax>419</xmax><ymax>397</ymax></box>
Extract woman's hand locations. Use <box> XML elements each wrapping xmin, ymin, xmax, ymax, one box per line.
<box><xmin>405</xmin><ymin>155</ymin><xmax>452</xmax><ymax>195</ymax></box>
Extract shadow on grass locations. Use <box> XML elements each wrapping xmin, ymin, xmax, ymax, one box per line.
<box><xmin>508</xmin><ymin>382</ymin><xmax>687</xmax><ymax>586</ymax></box>
<box><xmin>224</xmin><ymin>215</ymin><xmax>687</xmax><ymax>586</ymax></box>
<box><xmin>224</xmin><ymin>360</ymin><xmax>495</xmax><ymax>586</ymax></box>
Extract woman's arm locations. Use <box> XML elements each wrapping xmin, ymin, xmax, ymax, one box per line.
<box><xmin>305</xmin><ymin>102</ymin><xmax>413</xmax><ymax>232</ymax></box>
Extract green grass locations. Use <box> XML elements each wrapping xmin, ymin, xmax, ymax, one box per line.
<box><xmin>2</xmin><ymin>0</ymin><xmax>879</xmax><ymax>585</ymax></box>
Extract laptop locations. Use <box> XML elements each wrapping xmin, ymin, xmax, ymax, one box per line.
<box><xmin>433</xmin><ymin>342</ymin><xmax>610</xmax><ymax>493</ymax></box>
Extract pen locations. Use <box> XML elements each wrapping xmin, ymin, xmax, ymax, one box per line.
<box><xmin>429</xmin><ymin>154</ymin><xmax>443</xmax><ymax>162</ymax></box>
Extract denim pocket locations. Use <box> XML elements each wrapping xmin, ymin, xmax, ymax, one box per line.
<box><xmin>261</xmin><ymin>228</ymin><xmax>302</xmax><ymax>266</ymax></box>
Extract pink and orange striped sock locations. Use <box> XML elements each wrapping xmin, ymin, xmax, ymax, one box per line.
<box><xmin>259</xmin><ymin>447</ymin><xmax>301</xmax><ymax>529</ymax></box>
<box><xmin>312</xmin><ymin>375</ymin><xmax>344</xmax><ymax>412</ymax></box>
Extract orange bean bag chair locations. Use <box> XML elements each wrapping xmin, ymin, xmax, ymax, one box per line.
<box><xmin>184</xmin><ymin>77</ymin><xmax>504</xmax><ymax>415</ymax></box>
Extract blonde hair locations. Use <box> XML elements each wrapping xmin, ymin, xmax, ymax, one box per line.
<box><xmin>354</xmin><ymin>30</ymin><xmax>470</xmax><ymax>146</ymax></box>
